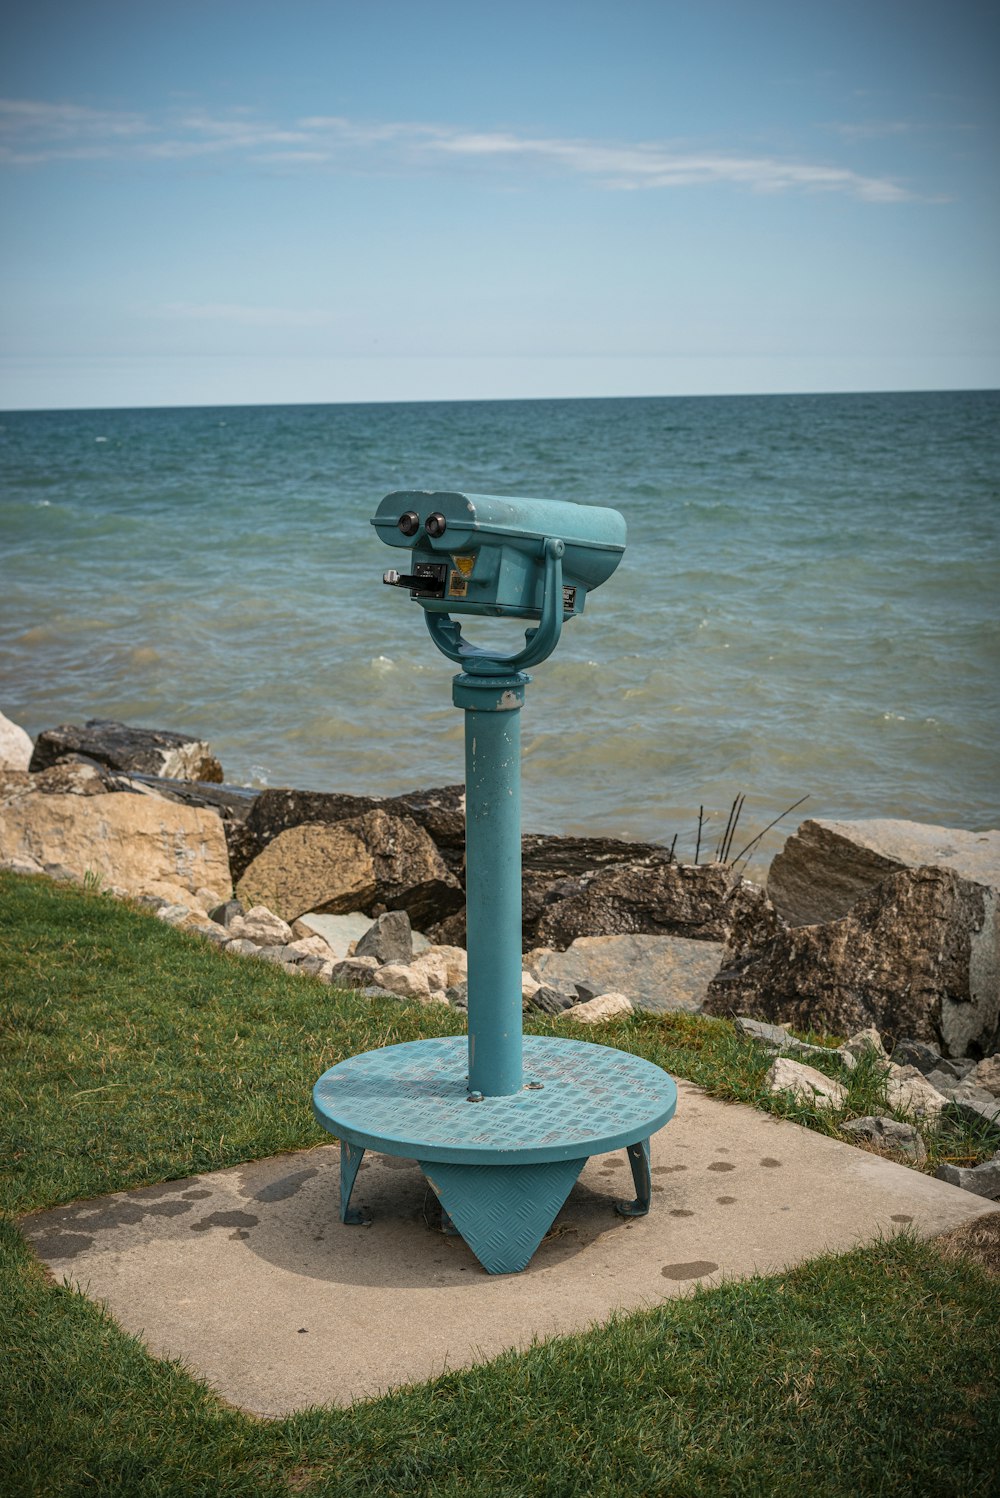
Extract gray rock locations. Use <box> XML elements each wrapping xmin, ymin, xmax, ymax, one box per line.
<box><xmin>734</xmin><ymin>1016</ymin><xmax>833</xmax><ymax>1063</ymax></box>
<box><xmin>155</xmin><ymin>903</ymin><xmax>192</xmax><ymax>925</ymax></box>
<box><xmin>207</xmin><ymin>899</ymin><xmax>245</xmax><ymax>928</ymax></box>
<box><xmin>945</xmin><ymin>1088</ymin><xmax>1000</xmax><ymax>1140</ymax></box>
<box><xmin>193</xmin><ymin>923</ymin><xmax>230</xmax><ymax>947</ymax></box>
<box><xmin>935</xmin><ymin>1151</ymin><xmax>1000</xmax><ymax>1199</ymax></box>
<box><xmin>969</xmin><ymin>1054</ymin><xmax>1000</xmax><ymax>1097</ymax></box>
<box><xmin>526</xmin><ymin>933</ymin><xmax>724</xmax><ymax>1014</ymax></box>
<box><xmin>924</xmin><ymin>1069</ymin><xmax>963</xmax><ymax>1096</ymax></box>
<box><xmin>840</xmin><ymin>1116</ymin><xmax>927</xmax><ymax>1164</ymax></box>
<box><xmin>533</xmin><ymin>859</ymin><xmax>777</xmax><ymax>952</ymax></box>
<box><xmin>765</xmin><ymin>1056</ymin><xmax>847</xmax><ymax>1109</ymax></box>
<box><xmin>29</xmin><ymin>718</ymin><xmax>223</xmax><ymax>783</ymax></box>
<box><xmin>329</xmin><ymin>957</ymin><xmax>381</xmax><ymax>991</ymax></box>
<box><xmin>355</xmin><ymin>909</ymin><xmax>414</xmax><ymax>965</ymax></box>
<box><xmin>524</xmin><ymin>985</ymin><xmax>577</xmax><ymax>1015</ymax></box>
<box><xmin>767</xmin><ymin>817</ymin><xmax>1000</xmax><ymax>926</ymax></box>
<box><xmin>446</xmin><ymin>981</ymin><xmax>468</xmax><ymax>1011</ymax></box>
<box><xmin>252</xmin><ymin>944</ymin><xmax>291</xmax><ymax>965</ymax></box>
<box><xmin>224</xmin><ymin>938</ymin><xmax>258</xmax><ymax>956</ymax></box>
<box><xmin>704</xmin><ymin>865</ymin><xmax>1000</xmax><ymax>1059</ymax></box>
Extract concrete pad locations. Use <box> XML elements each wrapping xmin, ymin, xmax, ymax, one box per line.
<box><xmin>22</xmin><ymin>1079</ymin><xmax>998</xmax><ymax>1417</ymax></box>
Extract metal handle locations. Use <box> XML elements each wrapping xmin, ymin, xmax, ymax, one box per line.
<box><xmin>424</xmin><ymin>538</ymin><xmax>566</xmax><ymax>675</ymax></box>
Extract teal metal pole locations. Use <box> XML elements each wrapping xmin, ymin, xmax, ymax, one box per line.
<box><xmin>453</xmin><ymin>670</ymin><xmax>528</xmax><ymax>1097</ymax></box>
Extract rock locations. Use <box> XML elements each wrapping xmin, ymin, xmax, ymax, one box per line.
<box><xmin>765</xmin><ymin>1056</ymin><xmax>847</xmax><ymax>1109</ymax></box>
<box><xmin>408</xmin><ymin>950</ymin><xmax>450</xmax><ymax>994</ymax></box>
<box><xmin>155</xmin><ymin>903</ymin><xmax>193</xmax><ymax>926</ymax></box>
<box><xmin>835</xmin><ymin>1027</ymin><xmax>889</xmax><ymax>1071</ymax></box>
<box><xmin>524</xmin><ymin>985</ymin><xmax>578</xmax><ymax>1015</ymax></box>
<box><xmin>425</xmin><ymin>908</ymin><xmax>467</xmax><ymax>948</ymax></box>
<box><xmin>567</xmin><ymin>992</ymin><xmax>633</xmax><ymax>1024</ymax></box>
<box><xmin>733</xmin><ymin>1016</ymin><xmax>832</xmax><ymax>1063</ymax></box>
<box><xmin>235</xmin><ymin>810</ymin><xmax>462</xmax><ymax>927</ymax></box>
<box><xmin>944</xmin><ymin>1088</ymin><xmax>1000</xmax><ymax>1140</ymax></box>
<box><xmin>935</xmin><ymin>1151</ymin><xmax>1000</xmax><ymax>1199</ymax></box>
<box><xmin>229</xmin><ymin>784</ymin><xmax>466</xmax><ymax>883</ymax></box>
<box><xmin>969</xmin><ymin>1055</ymin><xmax>1000</xmax><ymax>1098</ymax></box>
<box><xmin>293</xmin><ymin>911</ymin><xmax>377</xmax><ymax>958</ymax></box>
<box><xmin>188</xmin><ymin>922</ymin><xmax>231</xmax><ymax>947</ymax></box>
<box><xmin>207</xmin><ymin>899</ymin><xmax>245</xmax><ymax>928</ymax></box>
<box><xmin>768</xmin><ymin>817</ymin><xmax>1000</xmax><ymax>926</ymax></box>
<box><xmin>446</xmin><ymin>981</ymin><xmax>468</xmax><ymax>1010</ymax></box>
<box><xmin>355</xmin><ymin>910</ymin><xmax>414</xmax><ymax>965</ymax></box>
<box><xmin>885</xmin><ymin>1065</ymin><xmax>949</xmax><ymax>1118</ymax></box>
<box><xmin>0</xmin><ymin>855</ymin><xmax>44</xmax><ymax>875</ymax></box>
<box><xmin>224</xmin><ymin>938</ymin><xmax>259</xmax><ymax>957</ymax></box>
<box><xmin>295</xmin><ymin>954</ymin><xmax>333</xmax><ymax>979</ymax></box>
<box><xmin>372</xmin><ymin>964</ymin><xmax>434</xmax><ymax>1003</ymax></box>
<box><xmin>534</xmin><ymin>860</ymin><xmax>777</xmax><ymax>953</ymax></box>
<box><xmin>252</xmin><ymin>944</ymin><xmax>291</xmax><ymax>965</ymax></box>
<box><xmin>228</xmin><ymin>906</ymin><xmax>293</xmax><ymax>946</ymax></box>
<box><xmin>0</xmin><ymin>756</ymin><xmax>132</xmax><ymax>799</ymax></box>
<box><xmin>841</xmin><ymin>1116</ymin><xmax>927</xmax><ymax>1165</ymax></box>
<box><xmin>526</xmin><ymin>933</ymin><xmax>724</xmax><ymax>1014</ymax></box>
<box><xmin>890</xmin><ymin>1039</ymin><xmax>949</xmax><ymax>1075</ymax></box>
<box><xmin>329</xmin><ymin>957</ymin><xmax>380</xmax><ymax>990</ymax></box>
<box><xmin>0</xmin><ymin>711</ymin><xmax>33</xmax><ymax>771</ymax></box>
<box><xmin>704</xmin><ymin>866</ymin><xmax>999</xmax><ymax>1059</ymax></box>
<box><xmin>29</xmin><ymin>719</ymin><xmax>223</xmax><ymax>782</ymax></box>
<box><xmin>428</xmin><ymin>945</ymin><xmax>467</xmax><ymax>988</ymax></box>
<box><xmin>0</xmin><ymin>791</ymin><xmax>232</xmax><ymax>904</ymax></box>
<box><xmin>284</xmin><ymin>935</ymin><xmax>336</xmax><ymax>962</ymax></box>
<box><xmin>521</xmin><ymin>972</ymin><xmax>542</xmax><ymax>1002</ymax></box>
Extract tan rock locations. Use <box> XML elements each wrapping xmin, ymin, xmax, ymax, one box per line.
<box><xmin>284</xmin><ymin>935</ymin><xmax>336</xmax><ymax>962</ymax></box>
<box><xmin>521</xmin><ymin>971</ymin><xmax>542</xmax><ymax>1002</ymax></box>
<box><xmin>765</xmin><ymin>1056</ymin><xmax>847</xmax><ymax>1109</ymax></box>
<box><xmin>567</xmin><ymin>991</ymin><xmax>634</xmax><ymax>1024</ymax></box>
<box><xmin>432</xmin><ymin>945</ymin><xmax>468</xmax><ymax>987</ymax></box>
<box><xmin>235</xmin><ymin>810</ymin><xmax>460</xmax><ymax>927</ymax></box>
<box><xmin>0</xmin><ymin>791</ymin><xmax>231</xmax><ymax>901</ymax></box>
<box><xmin>969</xmin><ymin>1055</ymin><xmax>1000</xmax><ymax>1098</ymax></box>
<box><xmin>0</xmin><ymin>711</ymin><xmax>33</xmax><ymax>771</ymax></box>
<box><xmin>885</xmin><ymin>1064</ymin><xmax>948</xmax><ymax>1118</ymax></box>
<box><xmin>409</xmin><ymin>950</ymin><xmax>449</xmax><ymax>994</ymax></box>
<box><xmin>373</xmin><ymin>963</ymin><xmax>433</xmax><ymax>1002</ymax></box>
<box><xmin>526</xmin><ymin>933</ymin><xmax>723</xmax><ymax>1014</ymax></box>
<box><xmin>229</xmin><ymin>906</ymin><xmax>293</xmax><ymax>946</ymax></box>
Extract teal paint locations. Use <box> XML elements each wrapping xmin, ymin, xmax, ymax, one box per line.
<box><xmin>457</xmin><ymin>672</ymin><xmax>527</xmax><ymax>1097</ymax></box>
<box><xmin>311</xmin><ymin>490</ymin><xmax>679</xmax><ymax>1273</ymax></box>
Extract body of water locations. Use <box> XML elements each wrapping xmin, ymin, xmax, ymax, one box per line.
<box><xmin>1</xmin><ymin>391</ymin><xmax>998</xmax><ymax>871</ymax></box>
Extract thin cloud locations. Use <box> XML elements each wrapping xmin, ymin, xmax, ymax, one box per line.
<box><xmin>0</xmin><ymin>96</ymin><xmax>923</xmax><ymax>202</ymax></box>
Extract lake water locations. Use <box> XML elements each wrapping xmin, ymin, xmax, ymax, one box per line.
<box><xmin>1</xmin><ymin>390</ymin><xmax>998</xmax><ymax>871</ymax></box>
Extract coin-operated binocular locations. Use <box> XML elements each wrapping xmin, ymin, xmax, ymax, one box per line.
<box><xmin>311</xmin><ymin>489</ymin><xmax>677</xmax><ymax>1277</ymax></box>
<box><xmin>372</xmin><ymin>490</ymin><xmax>626</xmax><ymax>673</ymax></box>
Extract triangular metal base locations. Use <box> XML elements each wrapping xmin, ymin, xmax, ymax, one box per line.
<box><xmin>418</xmin><ymin>1157</ymin><xmax>587</xmax><ymax>1274</ymax></box>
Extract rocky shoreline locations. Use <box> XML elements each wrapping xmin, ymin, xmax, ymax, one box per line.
<box><xmin>3</xmin><ymin>710</ymin><xmax>999</xmax><ymax>1200</ymax></box>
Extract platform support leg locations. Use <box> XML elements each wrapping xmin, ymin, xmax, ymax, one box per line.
<box><xmin>615</xmin><ymin>1138</ymin><xmax>651</xmax><ymax>1218</ymax></box>
<box><xmin>340</xmin><ymin>1140</ymin><xmax>368</xmax><ymax>1225</ymax></box>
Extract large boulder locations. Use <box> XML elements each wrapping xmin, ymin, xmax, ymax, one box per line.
<box><xmin>768</xmin><ymin>818</ymin><xmax>1000</xmax><ymax>926</ymax></box>
<box><xmin>235</xmin><ymin>809</ymin><xmax>462</xmax><ymax>927</ymax></box>
<box><xmin>525</xmin><ymin>933</ymin><xmax>724</xmax><ymax>1014</ymax></box>
<box><xmin>29</xmin><ymin>719</ymin><xmax>223</xmax><ymax>783</ymax></box>
<box><xmin>0</xmin><ymin>711</ymin><xmax>33</xmax><ymax>771</ymax></box>
<box><xmin>0</xmin><ymin>791</ymin><xmax>232</xmax><ymax>903</ymax></box>
<box><xmin>704</xmin><ymin>865</ymin><xmax>999</xmax><ymax>1058</ymax></box>
<box><xmin>521</xmin><ymin>833</ymin><xmax>674</xmax><ymax>943</ymax></box>
<box><xmin>534</xmin><ymin>859</ymin><xmax>777</xmax><ymax>952</ymax></box>
<box><xmin>228</xmin><ymin>784</ymin><xmax>466</xmax><ymax>882</ymax></box>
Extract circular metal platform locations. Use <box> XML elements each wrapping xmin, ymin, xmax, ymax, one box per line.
<box><xmin>312</xmin><ymin>1034</ymin><xmax>677</xmax><ymax>1165</ymax></box>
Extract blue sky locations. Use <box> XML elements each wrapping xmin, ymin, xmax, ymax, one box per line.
<box><xmin>1</xmin><ymin>0</ymin><xmax>997</xmax><ymax>408</ymax></box>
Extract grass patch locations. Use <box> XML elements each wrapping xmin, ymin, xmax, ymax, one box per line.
<box><xmin>3</xmin><ymin>870</ymin><xmax>999</xmax><ymax>1496</ymax></box>
<box><xmin>3</xmin><ymin>1214</ymin><xmax>999</xmax><ymax>1498</ymax></box>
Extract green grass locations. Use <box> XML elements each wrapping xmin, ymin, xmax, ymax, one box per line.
<box><xmin>2</xmin><ymin>870</ymin><xmax>999</xmax><ymax>1497</ymax></box>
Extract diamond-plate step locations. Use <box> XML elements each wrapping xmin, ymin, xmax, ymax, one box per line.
<box><xmin>419</xmin><ymin>1157</ymin><xmax>587</xmax><ymax>1274</ymax></box>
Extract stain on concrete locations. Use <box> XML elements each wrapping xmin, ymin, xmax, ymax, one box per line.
<box><xmin>760</xmin><ymin>1158</ymin><xmax>782</xmax><ymax>1168</ymax></box>
<box><xmin>190</xmin><ymin>1211</ymin><xmax>260</xmax><ymax>1233</ymax></box>
<box><xmin>661</xmin><ymin>1260</ymin><xmax>719</xmax><ymax>1280</ymax></box>
<box><xmin>379</xmin><ymin>1157</ymin><xmax>418</xmax><ymax>1172</ymax></box>
<box><xmin>27</xmin><ymin>1231</ymin><xmax>95</xmax><ymax>1260</ymax></box>
<box><xmin>229</xmin><ymin>1229</ymin><xmax>252</xmax><ymax>1240</ymax></box>
<box><xmin>182</xmin><ymin>1189</ymin><xmax>212</xmax><ymax>1200</ymax></box>
<box><xmin>891</xmin><ymin>1214</ymin><xmax>914</xmax><ymax>1224</ymax></box>
<box><xmin>716</xmin><ymin>1196</ymin><xmax>737</xmax><ymax>1205</ymax></box>
<box><xmin>669</xmin><ymin>1209</ymin><xmax>695</xmax><ymax>1218</ymax></box>
<box><xmin>653</xmin><ymin>1165</ymin><xmax>687</xmax><ymax>1175</ymax></box>
<box><xmin>707</xmin><ymin>1162</ymin><xmax>736</xmax><ymax>1173</ymax></box>
<box><xmin>252</xmin><ymin>1168</ymin><xmax>319</xmax><ymax>1203</ymax></box>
